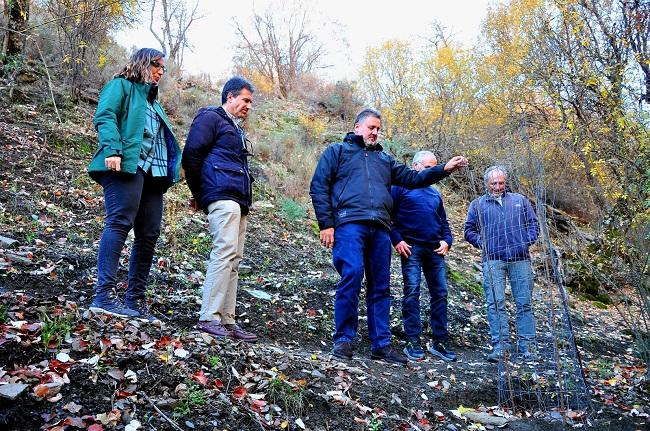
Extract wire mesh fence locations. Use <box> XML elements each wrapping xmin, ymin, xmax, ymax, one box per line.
<box><xmin>462</xmin><ymin>154</ymin><xmax>592</xmax><ymax>423</ymax></box>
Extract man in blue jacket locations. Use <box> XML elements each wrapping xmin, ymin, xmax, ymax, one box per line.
<box><xmin>391</xmin><ymin>151</ymin><xmax>456</xmax><ymax>362</ymax></box>
<box><xmin>182</xmin><ymin>76</ymin><xmax>257</xmax><ymax>342</ymax></box>
<box><xmin>464</xmin><ymin>166</ymin><xmax>539</xmax><ymax>362</ymax></box>
<box><xmin>310</xmin><ymin>109</ymin><xmax>467</xmax><ymax>365</ymax></box>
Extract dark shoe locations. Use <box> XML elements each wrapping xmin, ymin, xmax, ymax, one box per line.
<box><xmin>224</xmin><ymin>324</ymin><xmax>258</xmax><ymax>343</ymax></box>
<box><xmin>331</xmin><ymin>341</ymin><xmax>353</xmax><ymax>360</ymax></box>
<box><xmin>371</xmin><ymin>345</ymin><xmax>407</xmax><ymax>365</ymax></box>
<box><xmin>403</xmin><ymin>340</ymin><xmax>425</xmax><ymax>361</ymax></box>
<box><xmin>126</xmin><ymin>300</ymin><xmax>161</xmax><ymax>324</ymax></box>
<box><xmin>429</xmin><ymin>341</ymin><xmax>457</xmax><ymax>362</ymax></box>
<box><xmin>90</xmin><ymin>295</ymin><xmax>139</xmax><ymax>318</ymax></box>
<box><xmin>198</xmin><ymin>320</ymin><xmax>232</xmax><ymax>338</ymax></box>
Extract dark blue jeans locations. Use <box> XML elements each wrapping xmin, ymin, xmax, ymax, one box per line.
<box><xmin>332</xmin><ymin>222</ymin><xmax>392</xmax><ymax>350</ymax></box>
<box><xmin>401</xmin><ymin>244</ymin><xmax>448</xmax><ymax>343</ymax></box>
<box><xmin>95</xmin><ymin>169</ymin><xmax>164</xmax><ymax>303</ymax></box>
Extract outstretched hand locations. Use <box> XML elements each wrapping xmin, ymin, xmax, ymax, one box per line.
<box><xmin>443</xmin><ymin>156</ymin><xmax>468</xmax><ymax>172</ymax></box>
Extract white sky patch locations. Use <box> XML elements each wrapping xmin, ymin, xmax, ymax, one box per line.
<box><xmin>114</xmin><ymin>0</ymin><xmax>499</xmax><ymax>81</ymax></box>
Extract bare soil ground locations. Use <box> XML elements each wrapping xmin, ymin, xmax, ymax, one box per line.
<box><xmin>0</xmin><ymin>102</ymin><xmax>648</xmax><ymax>431</ymax></box>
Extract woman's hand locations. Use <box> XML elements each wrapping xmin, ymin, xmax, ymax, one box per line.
<box><xmin>105</xmin><ymin>156</ymin><xmax>122</xmax><ymax>172</ymax></box>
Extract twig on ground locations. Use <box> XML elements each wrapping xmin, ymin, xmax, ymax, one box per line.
<box><xmin>139</xmin><ymin>391</ymin><xmax>184</xmax><ymax>431</ymax></box>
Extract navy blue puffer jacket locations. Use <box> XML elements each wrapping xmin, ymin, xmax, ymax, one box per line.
<box><xmin>182</xmin><ymin>106</ymin><xmax>253</xmax><ymax>214</ymax></box>
<box><xmin>310</xmin><ymin>133</ymin><xmax>450</xmax><ymax>230</ymax></box>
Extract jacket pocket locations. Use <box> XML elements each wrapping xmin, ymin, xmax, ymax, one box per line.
<box><xmin>212</xmin><ymin>162</ymin><xmax>247</xmax><ymax>198</ymax></box>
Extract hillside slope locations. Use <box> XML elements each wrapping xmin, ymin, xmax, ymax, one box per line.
<box><xmin>0</xmin><ymin>93</ymin><xmax>647</xmax><ymax>431</ymax></box>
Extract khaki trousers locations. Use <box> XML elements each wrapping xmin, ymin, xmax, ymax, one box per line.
<box><xmin>199</xmin><ymin>200</ymin><xmax>247</xmax><ymax>323</ymax></box>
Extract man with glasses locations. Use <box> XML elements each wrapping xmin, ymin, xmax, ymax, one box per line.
<box><xmin>390</xmin><ymin>151</ymin><xmax>457</xmax><ymax>362</ymax></box>
<box><xmin>182</xmin><ymin>76</ymin><xmax>257</xmax><ymax>342</ymax></box>
<box><xmin>310</xmin><ymin>109</ymin><xmax>467</xmax><ymax>365</ymax></box>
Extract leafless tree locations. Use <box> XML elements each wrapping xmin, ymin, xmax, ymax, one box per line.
<box><xmin>41</xmin><ymin>0</ymin><xmax>136</xmax><ymax>99</ymax></box>
<box><xmin>149</xmin><ymin>0</ymin><xmax>200</xmax><ymax>72</ymax></box>
<box><xmin>620</xmin><ymin>0</ymin><xmax>650</xmax><ymax>105</ymax></box>
<box><xmin>2</xmin><ymin>0</ymin><xmax>30</xmax><ymax>56</ymax></box>
<box><xmin>234</xmin><ymin>3</ymin><xmax>324</xmax><ymax>99</ymax></box>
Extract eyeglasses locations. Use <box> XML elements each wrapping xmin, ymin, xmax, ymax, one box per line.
<box><xmin>150</xmin><ymin>60</ymin><xmax>166</xmax><ymax>72</ymax></box>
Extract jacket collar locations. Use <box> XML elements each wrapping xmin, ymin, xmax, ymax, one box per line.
<box><xmin>483</xmin><ymin>191</ymin><xmax>508</xmax><ymax>202</ymax></box>
<box><xmin>343</xmin><ymin>132</ymin><xmax>383</xmax><ymax>151</ymax></box>
<box><xmin>205</xmin><ymin>106</ymin><xmax>237</xmax><ymax>127</ymax></box>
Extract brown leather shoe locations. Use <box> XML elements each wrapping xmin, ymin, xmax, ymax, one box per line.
<box><xmin>225</xmin><ymin>324</ymin><xmax>258</xmax><ymax>342</ymax></box>
<box><xmin>197</xmin><ymin>320</ymin><xmax>232</xmax><ymax>338</ymax></box>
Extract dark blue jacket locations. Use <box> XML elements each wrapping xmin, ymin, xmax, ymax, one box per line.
<box><xmin>182</xmin><ymin>106</ymin><xmax>253</xmax><ymax>214</ymax></box>
<box><xmin>390</xmin><ymin>186</ymin><xmax>453</xmax><ymax>248</ymax></box>
<box><xmin>310</xmin><ymin>133</ymin><xmax>450</xmax><ymax>230</ymax></box>
<box><xmin>464</xmin><ymin>192</ymin><xmax>539</xmax><ymax>261</ymax></box>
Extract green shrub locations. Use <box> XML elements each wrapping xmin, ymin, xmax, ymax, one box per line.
<box><xmin>448</xmin><ymin>268</ymin><xmax>482</xmax><ymax>296</ymax></box>
<box><xmin>280</xmin><ymin>197</ymin><xmax>306</xmax><ymax>222</ymax></box>
<box><xmin>268</xmin><ymin>376</ymin><xmax>305</xmax><ymax>417</ymax></box>
<box><xmin>174</xmin><ymin>381</ymin><xmax>206</xmax><ymax>416</ymax></box>
<box><xmin>40</xmin><ymin>313</ymin><xmax>73</xmax><ymax>350</ymax></box>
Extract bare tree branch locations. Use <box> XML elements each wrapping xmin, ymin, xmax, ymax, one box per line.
<box><xmin>233</xmin><ymin>4</ymin><xmax>324</xmax><ymax>98</ymax></box>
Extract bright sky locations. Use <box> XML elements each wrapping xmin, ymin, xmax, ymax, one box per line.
<box><xmin>114</xmin><ymin>0</ymin><xmax>498</xmax><ymax>81</ymax></box>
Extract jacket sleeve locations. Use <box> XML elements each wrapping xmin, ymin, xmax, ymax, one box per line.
<box><xmin>389</xmin><ymin>186</ymin><xmax>404</xmax><ymax>246</ymax></box>
<box><xmin>94</xmin><ymin>79</ymin><xmax>126</xmax><ymax>157</ymax></box>
<box><xmin>464</xmin><ymin>199</ymin><xmax>482</xmax><ymax>249</ymax></box>
<box><xmin>182</xmin><ymin>111</ymin><xmax>216</xmax><ymax>202</ymax></box>
<box><xmin>309</xmin><ymin>145</ymin><xmax>338</xmax><ymax>230</ymax></box>
<box><xmin>439</xmin><ymin>198</ymin><xmax>453</xmax><ymax>247</ymax></box>
<box><xmin>390</xmin><ymin>157</ymin><xmax>450</xmax><ymax>188</ymax></box>
<box><xmin>523</xmin><ymin>197</ymin><xmax>540</xmax><ymax>245</ymax></box>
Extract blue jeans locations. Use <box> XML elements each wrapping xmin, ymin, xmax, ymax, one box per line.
<box><xmin>401</xmin><ymin>244</ymin><xmax>448</xmax><ymax>342</ymax></box>
<box><xmin>332</xmin><ymin>222</ymin><xmax>392</xmax><ymax>350</ymax></box>
<box><xmin>95</xmin><ymin>169</ymin><xmax>164</xmax><ymax>303</ymax></box>
<box><xmin>482</xmin><ymin>259</ymin><xmax>536</xmax><ymax>352</ymax></box>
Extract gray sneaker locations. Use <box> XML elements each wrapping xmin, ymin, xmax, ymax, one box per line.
<box><xmin>516</xmin><ymin>351</ymin><xmax>537</xmax><ymax>363</ymax></box>
<box><xmin>487</xmin><ymin>349</ymin><xmax>506</xmax><ymax>363</ymax></box>
<box><xmin>90</xmin><ymin>295</ymin><xmax>139</xmax><ymax>318</ymax></box>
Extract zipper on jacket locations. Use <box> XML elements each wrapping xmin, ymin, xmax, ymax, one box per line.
<box><xmin>365</xmin><ymin>151</ymin><xmax>375</xmax><ymax>221</ymax></box>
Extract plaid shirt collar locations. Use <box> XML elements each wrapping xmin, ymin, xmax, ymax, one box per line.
<box><xmin>223</xmin><ymin>107</ymin><xmax>243</xmax><ymax>129</ymax></box>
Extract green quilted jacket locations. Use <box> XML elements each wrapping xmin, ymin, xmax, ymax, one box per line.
<box><xmin>88</xmin><ymin>77</ymin><xmax>181</xmax><ymax>185</ymax></box>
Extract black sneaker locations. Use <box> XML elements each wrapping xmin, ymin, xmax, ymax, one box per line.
<box><xmin>371</xmin><ymin>345</ymin><xmax>407</xmax><ymax>365</ymax></box>
<box><xmin>429</xmin><ymin>341</ymin><xmax>457</xmax><ymax>362</ymax></box>
<box><xmin>126</xmin><ymin>300</ymin><xmax>161</xmax><ymax>324</ymax></box>
<box><xmin>331</xmin><ymin>341</ymin><xmax>353</xmax><ymax>359</ymax></box>
<box><xmin>90</xmin><ymin>295</ymin><xmax>139</xmax><ymax>318</ymax></box>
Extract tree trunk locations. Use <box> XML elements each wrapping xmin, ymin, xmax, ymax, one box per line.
<box><xmin>3</xmin><ymin>0</ymin><xmax>30</xmax><ymax>56</ymax></box>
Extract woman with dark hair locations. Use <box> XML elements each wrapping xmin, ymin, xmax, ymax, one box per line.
<box><xmin>87</xmin><ymin>48</ymin><xmax>181</xmax><ymax>321</ymax></box>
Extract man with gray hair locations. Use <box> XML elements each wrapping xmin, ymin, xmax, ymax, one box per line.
<box><xmin>310</xmin><ymin>109</ymin><xmax>468</xmax><ymax>365</ymax></box>
<box><xmin>464</xmin><ymin>166</ymin><xmax>539</xmax><ymax>362</ymax></box>
<box><xmin>390</xmin><ymin>150</ymin><xmax>457</xmax><ymax>362</ymax></box>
